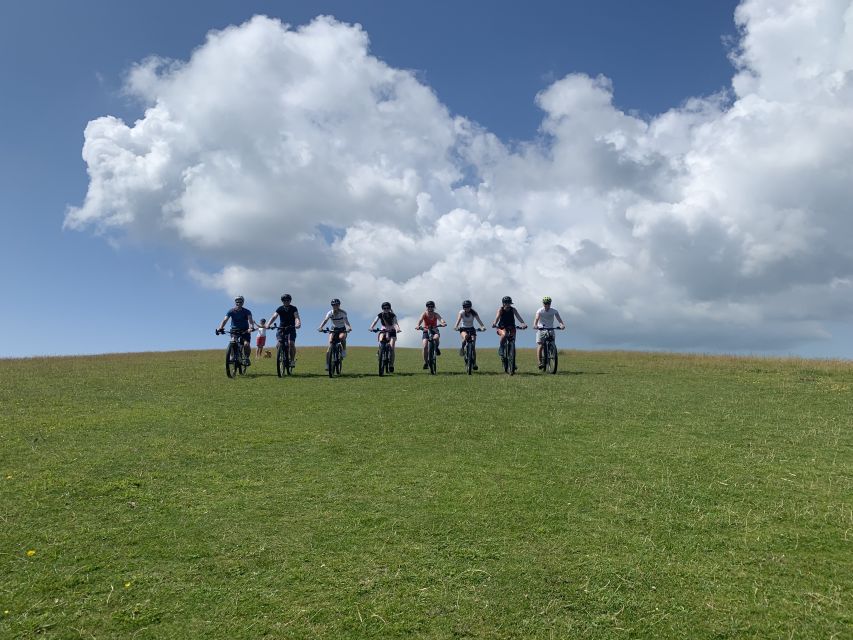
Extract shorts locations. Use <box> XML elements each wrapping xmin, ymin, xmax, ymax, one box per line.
<box><xmin>377</xmin><ymin>328</ymin><xmax>397</xmax><ymax>340</ymax></box>
<box><xmin>496</xmin><ymin>326</ymin><xmax>516</xmax><ymax>338</ymax></box>
<box><xmin>277</xmin><ymin>327</ymin><xmax>297</xmax><ymax>342</ymax></box>
<box><xmin>459</xmin><ymin>327</ymin><xmax>477</xmax><ymax>339</ymax></box>
<box><xmin>256</xmin><ymin>336</ymin><xmax>267</xmax><ymax>348</ymax></box>
<box><xmin>537</xmin><ymin>328</ymin><xmax>558</xmax><ymax>344</ymax></box>
<box><xmin>422</xmin><ymin>328</ymin><xmax>440</xmax><ymax>340</ymax></box>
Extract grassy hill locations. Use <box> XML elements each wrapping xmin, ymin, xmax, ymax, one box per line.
<box><xmin>1</xmin><ymin>347</ymin><xmax>850</xmax><ymax>638</ymax></box>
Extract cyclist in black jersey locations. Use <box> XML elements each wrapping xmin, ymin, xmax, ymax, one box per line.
<box><xmin>268</xmin><ymin>294</ymin><xmax>302</xmax><ymax>365</ymax></box>
<box><xmin>492</xmin><ymin>296</ymin><xmax>527</xmax><ymax>362</ymax></box>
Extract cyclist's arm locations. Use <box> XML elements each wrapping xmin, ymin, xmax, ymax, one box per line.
<box><xmin>514</xmin><ymin>309</ymin><xmax>527</xmax><ymax>327</ymax></box>
<box><xmin>317</xmin><ymin>313</ymin><xmax>330</xmax><ymax>331</ymax></box>
<box><xmin>436</xmin><ymin>312</ymin><xmax>447</xmax><ymax>327</ymax></box>
<box><xmin>453</xmin><ymin>311</ymin><xmax>462</xmax><ymax>330</ymax></box>
<box><xmin>247</xmin><ymin>313</ymin><xmax>255</xmax><ymax>331</ymax></box>
<box><xmin>217</xmin><ymin>315</ymin><xmax>229</xmax><ymax>332</ymax></box>
<box><xmin>555</xmin><ymin>311</ymin><xmax>565</xmax><ymax>329</ymax></box>
<box><xmin>294</xmin><ymin>310</ymin><xmax>302</xmax><ymax>329</ymax></box>
<box><xmin>492</xmin><ymin>309</ymin><xmax>501</xmax><ymax>326</ymax></box>
<box><xmin>268</xmin><ymin>312</ymin><xmax>279</xmax><ymax>328</ymax></box>
<box><xmin>474</xmin><ymin>312</ymin><xmax>486</xmax><ymax>328</ymax></box>
<box><xmin>369</xmin><ymin>316</ymin><xmax>379</xmax><ymax>330</ymax></box>
<box><xmin>533</xmin><ymin>311</ymin><xmax>541</xmax><ymax>328</ymax></box>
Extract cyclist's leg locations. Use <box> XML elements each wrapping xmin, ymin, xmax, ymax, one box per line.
<box><xmin>434</xmin><ymin>330</ymin><xmax>441</xmax><ymax>355</ymax></box>
<box><xmin>339</xmin><ymin>330</ymin><xmax>347</xmax><ymax>355</ymax></box>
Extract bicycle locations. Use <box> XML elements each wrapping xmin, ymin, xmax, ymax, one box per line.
<box><xmin>320</xmin><ymin>328</ymin><xmax>350</xmax><ymax>378</ymax></box>
<box><xmin>216</xmin><ymin>328</ymin><xmax>251</xmax><ymax>378</ymax></box>
<box><xmin>495</xmin><ymin>325</ymin><xmax>525</xmax><ymax>375</ymax></box>
<box><xmin>418</xmin><ymin>326</ymin><xmax>441</xmax><ymax>375</ymax></box>
<box><xmin>273</xmin><ymin>324</ymin><xmax>298</xmax><ymax>378</ymax></box>
<box><xmin>536</xmin><ymin>326</ymin><xmax>564</xmax><ymax>374</ymax></box>
<box><xmin>371</xmin><ymin>328</ymin><xmax>397</xmax><ymax>376</ymax></box>
<box><xmin>457</xmin><ymin>327</ymin><xmax>485</xmax><ymax>375</ymax></box>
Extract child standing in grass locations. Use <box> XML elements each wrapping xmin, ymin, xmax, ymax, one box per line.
<box><xmin>255</xmin><ymin>319</ymin><xmax>268</xmax><ymax>358</ymax></box>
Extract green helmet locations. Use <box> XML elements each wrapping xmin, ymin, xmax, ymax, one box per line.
<box><xmin>542</xmin><ymin>296</ymin><xmax>552</xmax><ymax>304</ymax></box>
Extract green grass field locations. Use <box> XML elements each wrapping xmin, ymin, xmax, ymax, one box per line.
<box><xmin>1</xmin><ymin>347</ymin><xmax>850</xmax><ymax>638</ymax></box>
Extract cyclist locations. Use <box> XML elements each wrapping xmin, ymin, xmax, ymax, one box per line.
<box><xmin>492</xmin><ymin>296</ymin><xmax>527</xmax><ymax>371</ymax></box>
<box><xmin>369</xmin><ymin>302</ymin><xmax>402</xmax><ymax>372</ymax></box>
<box><xmin>216</xmin><ymin>296</ymin><xmax>255</xmax><ymax>366</ymax></box>
<box><xmin>416</xmin><ymin>300</ymin><xmax>447</xmax><ymax>369</ymax></box>
<box><xmin>318</xmin><ymin>298</ymin><xmax>352</xmax><ymax>368</ymax></box>
<box><xmin>453</xmin><ymin>300</ymin><xmax>486</xmax><ymax>369</ymax></box>
<box><xmin>534</xmin><ymin>296</ymin><xmax>566</xmax><ymax>370</ymax></box>
<box><xmin>268</xmin><ymin>294</ymin><xmax>302</xmax><ymax>366</ymax></box>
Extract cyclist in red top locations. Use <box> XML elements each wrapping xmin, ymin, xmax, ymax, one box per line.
<box><xmin>416</xmin><ymin>300</ymin><xmax>447</xmax><ymax>370</ymax></box>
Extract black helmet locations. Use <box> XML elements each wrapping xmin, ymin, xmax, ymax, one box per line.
<box><xmin>281</xmin><ymin>293</ymin><xmax>292</xmax><ymax>302</ymax></box>
<box><xmin>462</xmin><ymin>300</ymin><xmax>472</xmax><ymax>308</ymax></box>
<box><xmin>235</xmin><ymin>296</ymin><xmax>245</xmax><ymax>304</ymax></box>
<box><xmin>330</xmin><ymin>298</ymin><xmax>341</xmax><ymax>305</ymax></box>
<box><xmin>502</xmin><ymin>296</ymin><xmax>512</xmax><ymax>304</ymax></box>
<box><xmin>426</xmin><ymin>300</ymin><xmax>435</xmax><ymax>308</ymax></box>
<box><xmin>381</xmin><ymin>301</ymin><xmax>391</xmax><ymax>310</ymax></box>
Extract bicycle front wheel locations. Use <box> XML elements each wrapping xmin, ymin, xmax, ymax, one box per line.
<box><xmin>507</xmin><ymin>341</ymin><xmax>516</xmax><ymax>376</ymax></box>
<box><xmin>276</xmin><ymin>343</ymin><xmax>285</xmax><ymax>378</ymax></box>
<box><xmin>547</xmin><ymin>342</ymin><xmax>558</xmax><ymax>374</ymax></box>
<box><xmin>225</xmin><ymin>342</ymin><xmax>239</xmax><ymax>378</ymax></box>
<box><xmin>378</xmin><ymin>345</ymin><xmax>385</xmax><ymax>376</ymax></box>
<box><xmin>466</xmin><ymin>341</ymin><xmax>474</xmax><ymax>375</ymax></box>
<box><xmin>334</xmin><ymin>344</ymin><xmax>343</xmax><ymax>376</ymax></box>
<box><xmin>429</xmin><ymin>341</ymin><xmax>437</xmax><ymax>375</ymax></box>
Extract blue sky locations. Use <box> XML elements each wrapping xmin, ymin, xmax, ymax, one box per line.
<box><xmin>3</xmin><ymin>1</ymin><xmax>852</xmax><ymax>359</ymax></box>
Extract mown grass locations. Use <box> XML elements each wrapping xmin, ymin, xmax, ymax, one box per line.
<box><xmin>1</xmin><ymin>347</ymin><xmax>850</xmax><ymax>638</ymax></box>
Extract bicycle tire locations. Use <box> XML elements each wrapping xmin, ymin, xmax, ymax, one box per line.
<box><xmin>225</xmin><ymin>342</ymin><xmax>239</xmax><ymax>378</ymax></box>
<box><xmin>334</xmin><ymin>344</ymin><xmax>343</xmax><ymax>376</ymax></box>
<box><xmin>284</xmin><ymin>340</ymin><xmax>293</xmax><ymax>376</ymax></box>
<box><xmin>276</xmin><ymin>342</ymin><xmax>285</xmax><ymax>378</ymax></box>
<box><xmin>508</xmin><ymin>341</ymin><xmax>516</xmax><ymax>376</ymax></box>
<box><xmin>465</xmin><ymin>340</ymin><xmax>474</xmax><ymax>375</ymax></box>
<box><xmin>428</xmin><ymin>340</ymin><xmax>437</xmax><ymax>375</ymax></box>
<box><xmin>547</xmin><ymin>341</ymin><xmax>558</xmax><ymax>374</ymax></box>
<box><xmin>327</xmin><ymin>348</ymin><xmax>335</xmax><ymax>378</ymax></box>
<box><xmin>378</xmin><ymin>344</ymin><xmax>385</xmax><ymax>376</ymax></box>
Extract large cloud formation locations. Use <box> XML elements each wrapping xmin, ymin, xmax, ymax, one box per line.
<box><xmin>67</xmin><ymin>1</ymin><xmax>853</xmax><ymax>351</ymax></box>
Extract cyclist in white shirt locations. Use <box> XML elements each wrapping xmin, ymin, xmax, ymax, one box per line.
<box><xmin>533</xmin><ymin>296</ymin><xmax>566</xmax><ymax>370</ymax></box>
<box><xmin>453</xmin><ymin>300</ymin><xmax>486</xmax><ymax>363</ymax></box>
<box><xmin>317</xmin><ymin>298</ymin><xmax>352</xmax><ymax>366</ymax></box>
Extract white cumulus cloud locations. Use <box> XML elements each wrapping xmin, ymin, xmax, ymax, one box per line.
<box><xmin>67</xmin><ymin>2</ymin><xmax>853</xmax><ymax>352</ymax></box>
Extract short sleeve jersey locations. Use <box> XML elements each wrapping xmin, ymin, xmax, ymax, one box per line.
<box><xmin>324</xmin><ymin>308</ymin><xmax>349</xmax><ymax>329</ymax></box>
<box><xmin>226</xmin><ymin>307</ymin><xmax>252</xmax><ymax>331</ymax></box>
<box><xmin>275</xmin><ymin>304</ymin><xmax>299</xmax><ymax>328</ymax></box>
<box><xmin>459</xmin><ymin>310</ymin><xmax>477</xmax><ymax>328</ymax></box>
<box><xmin>536</xmin><ymin>307</ymin><xmax>559</xmax><ymax>328</ymax></box>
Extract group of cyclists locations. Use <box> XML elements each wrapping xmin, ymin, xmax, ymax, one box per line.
<box><xmin>216</xmin><ymin>294</ymin><xmax>566</xmax><ymax>373</ymax></box>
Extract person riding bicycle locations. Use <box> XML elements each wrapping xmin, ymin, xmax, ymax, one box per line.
<box><xmin>268</xmin><ymin>294</ymin><xmax>302</xmax><ymax>366</ymax></box>
<box><xmin>318</xmin><ymin>298</ymin><xmax>352</xmax><ymax>368</ymax></box>
<box><xmin>534</xmin><ymin>296</ymin><xmax>566</xmax><ymax>370</ymax></box>
<box><xmin>216</xmin><ymin>296</ymin><xmax>255</xmax><ymax>366</ymax></box>
<box><xmin>492</xmin><ymin>296</ymin><xmax>527</xmax><ymax>371</ymax></box>
<box><xmin>369</xmin><ymin>302</ymin><xmax>402</xmax><ymax>372</ymax></box>
<box><xmin>416</xmin><ymin>301</ymin><xmax>447</xmax><ymax>369</ymax></box>
<box><xmin>453</xmin><ymin>300</ymin><xmax>486</xmax><ymax>370</ymax></box>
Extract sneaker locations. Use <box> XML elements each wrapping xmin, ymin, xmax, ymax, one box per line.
<box><xmin>513</xmin><ymin>365</ymin><xmax>518</xmax><ymax>372</ymax></box>
<box><xmin>389</xmin><ymin>366</ymin><xmax>395</xmax><ymax>373</ymax></box>
<box><xmin>342</xmin><ymin>350</ymin><xmax>347</xmax><ymax>357</ymax></box>
<box><xmin>498</xmin><ymin>347</ymin><xmax>505</xmax><ymax>358</ymax></box>
<box><xmin>243</xmin><ymin>359</ymin><xmax>251</xmax><ymax>367</ymax></box>
<box><xmin>423</xmin><ymin>363</ymin><xmax>428</xmax><ymax>369</ymax></box>
<box><xmin>459</xmin><ymin>347</ymin><xmax>465</xmax><ymax>357</ymax></box>
<box><xmin>473</xmin><ymin>365</ymin><xmax>479</xmax><ymax>371</ymax></box>
<box><xmin>436</xmin><ymin>348</ymin><xmax>441</xmax><ymax>356</ymax></box>
<box><xmin>538</xmin><ymin>364</ymin><xmax>545</xmax><ymax>370</ymax></box>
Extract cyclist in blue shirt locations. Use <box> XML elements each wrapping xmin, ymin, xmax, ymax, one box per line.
<box><xmin>216</xmin><ymin>296</ymin><xmax>255</xmax><ymax>366</ymax></box>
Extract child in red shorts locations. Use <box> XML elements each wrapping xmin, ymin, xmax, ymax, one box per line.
<box><xmin>255</xmin><ymin>319</ymin><xmax>268</xmax><ymax>357</ymax></box>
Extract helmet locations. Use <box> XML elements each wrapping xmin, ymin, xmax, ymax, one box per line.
<box><xmin>281</xmin><ymin>293</ymin><xmax>292</xmax><ymax>302</ymax></box>
<box><xmin>425</xmin><ymin>300</ymin><xmax>435</xmax><ymax>308</ymax></box>
<box><xmin>381</xmin><ymin>301</ymin><xmax>391</xmax><ymax>310</ymax></box>
<box><xmin>542</xmin><ymin>296</ymin><xmax>552</xmax><ymax>304</ymax></box>
<box><xmin>235</xmin><ymin>296</ymin><xmax>245</xmax><ymax>304</ymax></box>
<box><xmin>462</xmin><ymin>299</ymin><xmax>472</xmax><ymax>308</ymax></box>
<box><xmin>502</xmin><ymin>296</ymin><xmax>512</xmax><ymax>304</ymax></box>
<box><xmin>330</xmin><ymin>298</ymin><xmax>341</xmax><ymax>305</ymax></box>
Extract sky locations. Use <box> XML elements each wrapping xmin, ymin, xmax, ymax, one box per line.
<box><xmin>3</xmin><ymin>0</ymin><xmax>853</xmax><ymax>359</ymax></box>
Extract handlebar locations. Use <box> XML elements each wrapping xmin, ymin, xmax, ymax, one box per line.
<box><xmin>370</xmin><ymin>328</ymin><xmax>400</xmax><ymax>332</ymax></box>
<box><xmin>535</xmin><ymin>326</ymin><xmax>564</xmax><ymax>330</ymax></box>
<box><xmin>492</xmin><ymin>325</ymin><xmax>527</xmax><ymax>329</ymax></box>
<box><xmin>319</xmin><ymin>328</ymin><xmax>351</xmax><ymax>333</ymax></box>
<box><xmin>456</xmin><ymin>327</ymin><xmax>486</xmax><ymax>332</ymax></box>
<box><xmin>216</xmin><ymin>328</ymin><xmax>250</xmax><ymax>336</ymax></box>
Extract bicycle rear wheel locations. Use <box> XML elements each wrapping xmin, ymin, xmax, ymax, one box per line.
<box><xmin>225</xmin><ymin>342</ymin><xmax>239</xmax><ymax>378</ymax></box>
